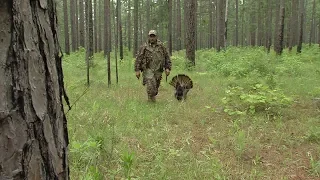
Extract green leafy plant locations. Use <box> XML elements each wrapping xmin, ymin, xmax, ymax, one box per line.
<box><xmin>121</xmin><ymin>151</ymin><xmax>135</xmax><ymax>180</ymax></box>
<box><xmin>222</xmin><ymin>83</ymin><xmax>293</xmax><ymax>116</ymax></box>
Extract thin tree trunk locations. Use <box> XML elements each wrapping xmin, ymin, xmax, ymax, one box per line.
<box><xmin>309</xmin><ymin>0</ymin><xmax>316</xmax><ymax>46</ymax></box>
<box><xmin>104</xmin><ymin>0</ymin><xmax>108</xmax><ymax>55</ymax></box>
<box><xmin>63</xmin><ymin>0</ymin><xmax>70</xmax><ymax>54</ymax></box>
<box><xmin>75</xmin><ymin>0</ymin><xmax>79</xmax><ymax>49</ymax></box>
<box><xmin>118</xmin><ymin>0</ymin><xmax>123</xmax><ymax>60</ymax></box>
<box><xmin>273</xmin><ymin>0</ymin><xmax>280</xmax><ymax>48</ymax></box>
<box><xmin>70</xmin><ymin>0</ymin><xmax>76</xmax><ymax>51</ymax></box>
<box><xmin>235</xmin><ymin>0</ymin><xmax>239</xmax><ymax>46</ymax></box>
<box><xmin>177</xmin><ymin>0</ymin><xmax>182</xmax><ymax>50</ymax></box>
<box><xmin>241</xmin><ymin>0</ymin><xmax>245</xmax><ymax>46</ymax></box>
<box><xmin>184</xmin><ymin>0</ymin><xmax>188</xmax><ymax>49</ymax></box>
<box><xmin>146</xmin><ymin>0</ymin><xmax>150</xmax><ymax>32</ymax></box>
<box><xmin>85</xmin><ymin>0</ymin><xmax>90</xmax><ymax>85</ymax></box>
<box><xmin>106</xmin><ymin>0</ymin><xmax>111</xmax><ymax>86</ymax></box>
<box><xmin>289</xmin><ymin>0</ymin><xmax>298</xmax><ymax>51</ymax></box>
<box><xmin>173</xmin><ymin>0</ymin><xmax>176</xmax><ymax>50</ymax></box>
<box><xmin>209</xmin><ymin>0</ymin><xmax>214</xmax><ymax>48</ymax></box>
<box><xmin>94</xmin><ymin>0</ymin><xmax>98</xmax><ymax>52</ymax></box>
<box><xmin>0</xmin><ymin>1</ymin><xmax>70</xmax><ymax>179</ymax></box>
<box><xmin>139</xmin><ymin>9</ymin><xmax>143</xmax><ymax>46</ymax></box>
<box><xmin>266</xmin><ymin>0</ymin><xmax>272</xmax><ymax>53</ymax></box>
<box><xmin>224</xmin><ymin>0</ymin><xmax>228</xmax><ymax>48</ymax></box>
<box><xmin>89</xmin><ymin>0</ymin><xmax>94</xmax><ymax>59</ymax></box>
<box><xmin>250</xmin><ymin>1</ymin><xmax>256</xmax><ymax>46</ymax></box>
<box><xmin>274</xmin><ymin>2</ymin><xmax>285</xmax><ymax>55</ymax></box>
<box><xmin>257</xmin><ymin>0</ymin><xmax>262</xmax><ymax>46</ymax></box>
<box><xmin>168</xmin><ymin>0</ymin><xmax>173</xmax><ymax>55</ymax></box>
<box><xmin>128</xmin><ymin>0</ymin><xmax>132</xmax><ymax>52</ymax></box>
<box><xmin>79</xmin><ymin>0</ymin><xmax>85</xmax><ymax>48</ymax></box>
<box><xmin>98</xmin><ymin>0</ymin><xmax>102</xmax><ymax>51</ymax></box>
<box><xmin>297</xmin><ymin>0</ymin><xmax>304</xmax><ymax>53</ymax></box>
<box><xmin>133</xmin><ymin>0</ymin><xmax>138</xmax><ymax>57</ymax></box>
<box><xmin>114</xmin><ymin>1</ymin><xmax>119</xmax><ymax>84</ymax></box>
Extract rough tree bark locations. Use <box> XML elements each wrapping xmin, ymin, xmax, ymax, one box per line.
<box><xmin>288</xmin><ymin>0</ymin><xmax>298</xmax><ymax>51</ymax></box>
<box><xmin>0</xmin><ymin>0</ymin><xmax>70</xmax><ymax>179</ymax></box>
<box><xmin>185</xmin><ymin>0</ymin><xmax>196</xmax><ymax>67</ymax></box>
<box><xmin>217</xmin><ymin>0</ymin><xmax>226</xmax><ymax>51</ymax></box>
<box><xmin>274</xmin><ymin>3</ymin><xmax>285</xmax><ymax>55</ymax></box>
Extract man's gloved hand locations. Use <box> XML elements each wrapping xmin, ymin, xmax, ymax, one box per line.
<box><xmin>135</xmin><ymin>71</ymin><xmax>141</xmax><ymax>79</ymax></box>
<box><xmin>165</xmin><ymin>69</ymin><xmax>170</xmax><ymax>76</ymax></box>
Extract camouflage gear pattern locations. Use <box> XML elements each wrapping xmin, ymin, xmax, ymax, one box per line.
<box><xmin>148</xmin><ymin>30</ymin><xmax>157</xmax><ymax>36</ymax></box>
<box><xmin>135</xmin><ymin>39</ymin><xmax>172</xmax><ymax>99</ymax></box>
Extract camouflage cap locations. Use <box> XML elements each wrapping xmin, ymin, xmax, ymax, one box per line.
<box><xmin>148</xmin><ymin>30</ymin><xmax>157</xmax><ymax>36</ymax></box>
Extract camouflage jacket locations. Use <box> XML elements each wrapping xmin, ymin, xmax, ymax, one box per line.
<box><xmin>134</xmin><ymin>40</ymin><xmax>172</xmax><ymax>73</ymax></box>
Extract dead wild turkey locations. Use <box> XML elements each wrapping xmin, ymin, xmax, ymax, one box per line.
<box><xmin>169</xmin><ymin>74</ymin><xmax>193</xmax><ymax>101</ymax></box>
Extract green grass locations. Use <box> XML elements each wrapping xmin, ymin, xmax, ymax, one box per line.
<box><xmin>62</xmin><ymin>45</ymin><xmax>320</xmax><ymax>179</ymax></box>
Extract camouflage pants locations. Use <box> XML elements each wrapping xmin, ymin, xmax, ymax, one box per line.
<box><xmin>143</xmin><ymin>75</ymin><xmax>162</xmax><ymax>98</ymax></box>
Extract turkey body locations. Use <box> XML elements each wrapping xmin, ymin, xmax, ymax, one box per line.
<box><xmin>169</xmin><ymin>74</ymin><xmax>193</xmax><ymax>101</ymax></box>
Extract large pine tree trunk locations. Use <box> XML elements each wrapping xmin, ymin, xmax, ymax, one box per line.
<box><xmin>288</xmin><ymin>0</ymin><xmax>298</xmax><ymax>51</ymax></box>
<box><xmin>274</xmin><ymin>3</ymin><xmax>285</xmax><ymax>55</ymax></box>
<box><xmin>185</xmin><ymin>0</ymin><xmax>196</xmax><ymax>67</ymax></box>
<box><xmin>217</xmin><ymin>0</ymin><xmax>226</xmax><ymax>51</ymax></box>
<box><xmin>0</xmin><ymin>0</ymin><xmax>70</xmax><ymax>179</ymax></box>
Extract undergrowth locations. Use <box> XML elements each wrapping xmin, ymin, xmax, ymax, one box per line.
<box><xmin>63</xmin><ymin>44</ymin><xmax>320</xmax><ymax>179</ymax></box>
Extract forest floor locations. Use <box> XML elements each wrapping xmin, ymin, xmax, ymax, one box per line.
<box><xmin>62</xmin><ymin>46</ymin><xmax>320</xmax><ymax>180</ymax></box>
